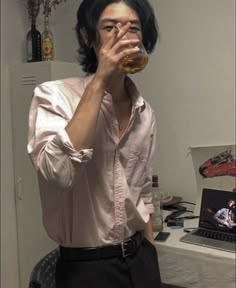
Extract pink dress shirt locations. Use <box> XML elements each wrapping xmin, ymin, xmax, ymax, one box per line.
<box><xmin>27</xmin><ymin>74</ymin><xmax>156</xmax><ymax>247</ymax></box>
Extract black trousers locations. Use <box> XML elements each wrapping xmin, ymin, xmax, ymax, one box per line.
<box><xmin>55</xmin><ymin>238</ymin><xmax>162</xmax><ymax>288</ymax></box>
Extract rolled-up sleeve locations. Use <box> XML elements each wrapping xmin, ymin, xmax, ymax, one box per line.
<box><xmin>53</xmin><ymin>129</ymin><xmax>93</xmax><ymax>163</ymax></box>
<box><xmin>27</xmin><ymin>82</ymin><xmax>93</xmax><ymax>189</ymax></box>
<box><xmin>140</xmin><ymin>111</ymin><xmax>156</xmax><ymax>214</ymax></box>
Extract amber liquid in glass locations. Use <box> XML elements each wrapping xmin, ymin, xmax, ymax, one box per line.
<box><xmin>121</xmin><ymin>54</ymin><xmax>148</xmax><ymax>74</ymax></box>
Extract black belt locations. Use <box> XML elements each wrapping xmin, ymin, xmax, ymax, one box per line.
<box><xmin>59</xmin><ymin>232</ymin><xmax>144</xmax><ymax>261</ymax></box>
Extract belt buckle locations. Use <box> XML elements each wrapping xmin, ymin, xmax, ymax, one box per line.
<box><xmin>121</xmin><ymin>238</ymin><xmax>135</xmax><ymax>258</ymax></box>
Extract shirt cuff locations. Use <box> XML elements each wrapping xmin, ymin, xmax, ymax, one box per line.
<box><xmin>53</xmin><ymin>129</ymin><xmax>93</xmax><ymax>163</ymax></box>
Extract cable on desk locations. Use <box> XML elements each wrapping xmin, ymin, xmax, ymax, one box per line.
<box><xmin>176</xmin><ymin>215</ymin><xmax>199</xmax><ymax>220</ymax></box>
<box><xmin>183</xmin><ymin>227</ymin><xmax>197</xmax><ymax>233</ymax></box>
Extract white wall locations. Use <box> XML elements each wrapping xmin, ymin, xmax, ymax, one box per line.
<box><xmin>1</xmin><ymin>0</ymin><xmax>234</xmax><ymax>287</ymax></box>
<box><xmin>133</xmin><ymin>0</ymin><xmax>235</xmax><ymax>202</ymax></box>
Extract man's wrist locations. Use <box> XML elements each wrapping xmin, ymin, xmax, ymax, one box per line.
<box><xmin>144</xmin><ymin>217</ymin><xmax>154</xmax><ymax>243</ymax></box>
<box><xmin>92</xmin><ymin>74</ymin><xmax>107</xmax><ymax>91</ymax></box>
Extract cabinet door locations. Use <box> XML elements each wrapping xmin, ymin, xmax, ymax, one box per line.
<box><xmin>10</xmin><ymin>62</ymin><xmax>81</xmax><ymax>288</ymax></box>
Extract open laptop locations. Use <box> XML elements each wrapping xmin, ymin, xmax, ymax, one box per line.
<box><xmin>180</xmin><ymin>188</ymin><xmax>236</xmax><ymax>253</ymax></box>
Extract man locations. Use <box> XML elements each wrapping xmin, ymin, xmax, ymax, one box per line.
<box><xmin>27</xmin><ymin>0</ymin><xmax>161</xmax><ymax>287</ymax></box>
<box><xmin>213</xmin><ymin>199</ymin><xmax>236</xmax><ymax>229</ymax></box>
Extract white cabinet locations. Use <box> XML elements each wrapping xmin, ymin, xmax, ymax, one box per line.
<box><xmin>10</xmin><ymin>61</ymin><xmax>82</xmax><ymax>288</ymax></box>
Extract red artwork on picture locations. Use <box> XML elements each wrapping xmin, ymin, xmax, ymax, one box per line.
<box><xmin>199</xmin><ymin>150</ymin><xmax>236</xmax><ymax>178</ymax></box>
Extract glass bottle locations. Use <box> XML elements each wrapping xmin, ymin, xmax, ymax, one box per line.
<box><xmin>26</xmin><ymin>23</ymin><xmax>42</xmax><ymax>62</ymax></box>
<box><xmin>42</xmin><ymin>15</ymin><xmax>54</xmax><ymax>61</ymax></box>
<box><xmin>151</xmin><ymin>175</ymin><xmax>163</xmax><ymax>232</ymax></box>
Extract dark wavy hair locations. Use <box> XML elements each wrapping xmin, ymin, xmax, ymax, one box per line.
<box><xmin>75</xmin><ymin>0</ymin><xmax>159</xmax><ymax>73</ymax></box>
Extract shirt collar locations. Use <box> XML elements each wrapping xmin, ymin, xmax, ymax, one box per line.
<box><xmin>83</xmin><ymin>74</ymin><xmax>146</xmax><ymax>113</ymax></box>
<box><xmin>125</xmin><ymin>76</ymin><xmax>146</xmax><ymax>112</ymax></box>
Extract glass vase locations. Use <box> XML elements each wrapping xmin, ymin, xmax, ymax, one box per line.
<box><xmin>42</xmin><ymin>15</ymin><xmax>54</xmax><ymax>61</ymax></box>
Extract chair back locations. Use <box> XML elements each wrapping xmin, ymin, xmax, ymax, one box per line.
<box><xmin>28</xmin><ymin>248</ymin><xmax>59</xmax><ymax>288</ymax></box>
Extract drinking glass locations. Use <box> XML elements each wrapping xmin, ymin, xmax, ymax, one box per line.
<box><xmin>120</xmin><ymin>42</ymin><xmax>148</xmax><ymax>74</ymax></box>
<box><xmin>115</xmin><ymin>26</ymin><xmax>148</xmax><ymax>74</ymax></box>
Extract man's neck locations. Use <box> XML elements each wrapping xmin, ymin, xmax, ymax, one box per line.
<box><xmin>106</xmin><ymin>74</ymin><xmax>129</xmax><ymax>104</ymax></box>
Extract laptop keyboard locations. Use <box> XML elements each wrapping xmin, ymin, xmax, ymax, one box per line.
<box><xmin>193</xmin><ymin>229</ymin><xmax>236</xmax><ymax>243</ymax></box>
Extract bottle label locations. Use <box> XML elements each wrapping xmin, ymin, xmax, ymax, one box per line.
<box><xmin>42</xmin><ymin>37</ymin><xmax>53</xmax><ymax>60</ymax></box>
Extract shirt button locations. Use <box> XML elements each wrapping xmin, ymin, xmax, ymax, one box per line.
<box><xmin>82</xmin><ymin>154</ymin><xmax>90</xmax><ymax>162</ymax></box>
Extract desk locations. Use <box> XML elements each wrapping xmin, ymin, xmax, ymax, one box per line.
<box><xmin>154</xmin><ymin>219</ymin><xmax>235</xmax><ymax>288</ymax></box>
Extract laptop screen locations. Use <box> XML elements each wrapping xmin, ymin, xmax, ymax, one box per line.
<box><xmin>199</xmin><ymin>188</ymin><xmax>236</xmax><ymax>234</ymax></box>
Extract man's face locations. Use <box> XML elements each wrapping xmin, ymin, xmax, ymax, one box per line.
<box><xmin>229</xmin><ymin>200</ymin><xmax>235</xmax><ymax>207</ymax></box>
<box><xmin>94</xmin><ymin>2</ymin><xmax>142</xmax><ymax>53</ymax></box>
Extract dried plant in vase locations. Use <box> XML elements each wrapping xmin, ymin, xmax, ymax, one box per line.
<box><xmin>40</xmin><ymin>0</ymin><xmax>67</xmax><ymax>60</ymax></box>
<box><xmin>40</xmin><ymin>0</ymin><xmax>67</xmax><ymax>17</ymax></box>
<box><xmin>26</xmin><ymin>0</ymin><xmax>41</xmax><ymax>24</ymax></box>
<box><xmin>25</xmin><ymin>0</ymin><xmax>42</xmax><ymax>62</ymax></box>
